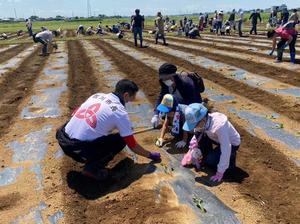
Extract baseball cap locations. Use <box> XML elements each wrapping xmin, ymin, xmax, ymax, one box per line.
<box><xmin>159</xmin><ymin>63</ymin><xmax>177</xmax><ymax>79</ymax></box>
<box><xmin>183</xmin><ymin>103</ymin><xmax>208</xmax><ymax>131</ymax></box>
<box><xmin>157</xmin><ymin>94</ymin><xmax>177</xmax><ymax>113</ymax></box>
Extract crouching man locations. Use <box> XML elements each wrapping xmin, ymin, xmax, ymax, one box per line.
<box><xmin>56</xmin><ymin>79</ymin><xmax>161</xmax><ymax>181</ymax></box>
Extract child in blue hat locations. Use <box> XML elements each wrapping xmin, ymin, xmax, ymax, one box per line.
<box><xmin>183</xmin><ymin>103</ymin><xmax>241</xmax><ymax>183</ymax></box>
<box><xmin>155</xmin><ymin>94</ymin><xmax>188</xmax><ymax>148</ymax></box>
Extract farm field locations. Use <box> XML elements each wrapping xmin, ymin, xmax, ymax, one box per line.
<box><xmin>0</xmin><ymin>27</ymin><xmax>299</xmax><ymax>224</ymax></box>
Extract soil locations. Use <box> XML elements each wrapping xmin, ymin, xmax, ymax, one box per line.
<box><xmin>66</xmin><ymin>40</ymin><xmax>99</xmax><ymax>112</ymax></box>
<box><xmin>61</xmin><ymin>40</ymin><xmax>197</xmax><ymax>224</ymax></box>
<box><xmin>0</xmin><ymin>45</ymin><xmax>47</xmax><ymax>138</ymax></box>
<box><xmin>94</xmin><ymin>38</ymin><xmax>300</xmax><ymax>224</ymax></box>
<box><xmin>120</xmin><ymin>38</ymin><xmax>300</xmax><ymax>122</ymax></box>
<box><xmin>200</xmin><ymin>36</ymin><xmax>271</xmax><ymax>49</ymax></box>
<box><xmin>1</xmin><ymin>34</ymin><xmax>300</xmax><ymax>224</ymax></box>
<box><xmin>168</xmin><ymin>36</ymin><xmax>272</xmax><ymax>58</ymax></box>
<box><xmin>92</xmin><ymin>40</ymin><xmax>160</xmax><ymax>104</ymax></box>
<box><xmin>0</xmin><ymin>44</ymin><xmax>30</xmax><ymax>64</ymax></box>
<box><xmin>66</xmin><ymin>30</ymin><xmax>76</xmax><ymax>38</ymax></box>
<box><xmin>162</xmin><ymin>39</ymin><xmax>300</xmax><ymax>87</ymax></box>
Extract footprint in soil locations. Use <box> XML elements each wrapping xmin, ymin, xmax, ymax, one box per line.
<box><xmin>66</xmin><ymin>158</ymin><xmax>157</xmax><ymax>200</ymax></box>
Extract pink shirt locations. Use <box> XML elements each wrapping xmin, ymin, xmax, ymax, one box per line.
<box><xmin>275</xmin><ymin>27</ymin><xmax>297</xmax><ymax>40</ymax></box>
<box><xmin>189</xmin><ymin>112</ymin><xmax>241</xmax><ymax>173</ymax></box>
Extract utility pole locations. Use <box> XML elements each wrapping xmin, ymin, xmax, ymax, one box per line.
<box><xmin>87</xmin><ymin>0</ymin><xmax>92</xmax><ymax>18</ymax></box>
<box><xmin>14</xmin><ymin>8</ymin><xmax>18</xmax><ymax>19</ymax></box>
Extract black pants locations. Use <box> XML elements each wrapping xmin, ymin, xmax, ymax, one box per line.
<box><xmin>155</xmin><ymin>33</ymin><xmax>166</xmax><ymax>44</ymax></box>
<box><xmin>56</xmin><ymin>125</ymin><xmax>126</xmax><ymax>168</ymax></box>
<box><xmin>277</xmin><ymin>35</ymin><xmax>297</xmax><ymax>61</ymax></box>
<box><xmin>199</xmin><ymin>134</ymin><xmax>239</xmax><ymax>170</ymax></box>
<box><xmin>133</xmin><ymin>27</ymin><xmax>143</xmax><ymax>47</ymax></box>
<box><xmin>250</xmin><ymin>22</ymin><xmax>257</xmax><ymax>35</ymax></box>
<box><xmin>35</xmin><ymin>37</ymin><xmax>48</xmax><ymax>55</ymax></box>
<box><xmin>27</xmin><ymin>27</ymin><xmax>33</xmax><ymax>37</ymax></box>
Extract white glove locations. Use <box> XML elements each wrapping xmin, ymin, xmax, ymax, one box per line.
<box><xmin>156</xmin><ymin>138</ymin><xmax>164</xmax><ymax>147</ymax></box>
<box><xmin>175</xmin><ymin>141</ymin><xmax>187</xmax><ymax>149</ymax></box>
<box><xmin>151</xmin><ymin>115</ymin><xmax>159</xmax><ymax>128</ymax></box>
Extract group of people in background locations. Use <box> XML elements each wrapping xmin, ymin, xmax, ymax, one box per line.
<box><xmin>22</xmin><ymin>6</ymin><xmax>298</xmax><ymax>63</ymax></box>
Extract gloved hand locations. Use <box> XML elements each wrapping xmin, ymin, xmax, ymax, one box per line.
<box><xmin>155</xmin><ymin>138</ymin><xmax>164</xmax><ymax>147</ymax></box>
<box><xmin>151</xmin><ymin>115</ymin><xmax>159</xmax><ymax>128</ymax></box>
<box><xmin>149</xmin><ymin>152</ymin><xmax>161</xmax><ymax>161</ymax></box>
<box><xmin>175</xmin><ymin>140</ymin><xmax>187</xmax><ymax>149</ymax></box>
<box><xmin>210</xmin><ymin>172</ymin><xmax>224</xmax><ymax>182</ymax></box>
<box><xmin>268</xmin><ymin>50</ymin><xmax>274</xmax><ymax>56</ymax></box>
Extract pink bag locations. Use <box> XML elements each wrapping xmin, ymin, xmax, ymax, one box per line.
<box><xmin>181</xmin><ymin>135</ymin><xmax>203</xmax><ymax>170</ymax></box>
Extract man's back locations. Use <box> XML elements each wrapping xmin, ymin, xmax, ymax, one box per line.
<box><xmin>36</xmin><ymin>30</ymin><xmax>53</xmax><ymax>41</ymax></box>
<box><xmin>132</xmin><ymin>14</ymin><xmax>144</xmax><ymax>28</ymax></box>
<box><xmin>65</xmin><ymin>93</ymin><xmax>132</xmax><ymax>141</ymax></box>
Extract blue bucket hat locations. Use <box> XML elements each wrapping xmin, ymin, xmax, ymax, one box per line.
<box><xmin>183</xmin><ymin>103</ymin><xmax>208</xmax><ymax>131</ymax></box>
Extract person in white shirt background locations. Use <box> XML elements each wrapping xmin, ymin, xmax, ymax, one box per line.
<box><xmin>26</xmin><ymin>18</ymin><xmax>33</xmax><ymax>36</ymax></box>
<box><xmin>56</xmin><ymin>79</ymin><xmax>161</xmax><ymax>181</ymax></box>
<box><xmin>237</xmin><ymin>9</ymin><xmax>244</xmax><ymax>37</ymax></box>
<box><xmin>32</xmin><ymin>30</ymin><xmax>57</xmax><ymax>56</ymax></box>
<box><xmin>183</xmin><ymin>103</ymin><xmax>241</xmax><ymax>183</ymax></box>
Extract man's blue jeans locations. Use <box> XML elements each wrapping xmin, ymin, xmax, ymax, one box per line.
<box><xmin>133</xmin><ymin>27</ymin><xmax>143</xmax><ymax>47</ymax></box>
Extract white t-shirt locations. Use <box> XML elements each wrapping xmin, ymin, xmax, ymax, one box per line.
<box><xmin>65</xmin><ymin>93</ymin><xmax>133</xmax><ymax>141</ymax></box>
<box><xmin>36</xmin><ymin>30</ymin><xmax>53</xmax><ymax>43</ymax></box>
<box><xmin>26</xmin><ymin>19</ymin><xmax>32</xmax><ymax>28</ymax></box>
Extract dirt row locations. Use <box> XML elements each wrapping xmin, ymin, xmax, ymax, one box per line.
<box><xmin>61</xmin><ymin>40</ymin><xmax>100</xmax><ymax>223</ymax></box>
<box><xmin>0</xmin><ymin>45</ymin><xmax>47</xmax><ymax>138</ymax></box>
<box><xmin>66</xmin><ymin>30</ymin><xmax>76</xmax><ymax>38</ymax></box>
<box><xmin>62</xmin><ymin>39</ymin><xmax>198</xmax><ymax>224</ymax></box>
<box><xmin>157</xmin><ymin>38</ymin><xmax>300</xmax><ymax>86</ymax></box>
<box><xmin>0</xmin><ymin>44</ymin><xmax>30</xmax><ymax>64</ymax></box>
<box><xmin>172</xmin><ymin>35</ymin><xmax>299</xmax><ymax>56</ymax></box>
<box><xmin>123</xmin><ymin>38</ymin><xmax>300</xmax><ymax>123</ymax></box>
<box><xmin>168</xmin><ymin>36</ymin><xmax>272</xmax><ymax>59</ymax></box>
<box><xmin>93</xmin><ymin>39</ymin><xmax>300</xmax><ymax>224</ymax></box>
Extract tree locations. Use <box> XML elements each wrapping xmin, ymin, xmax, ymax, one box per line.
<box><xmin>30</xmin><ymin>15</ymin><xmax>39</xmax><ymax>20</ymax></box>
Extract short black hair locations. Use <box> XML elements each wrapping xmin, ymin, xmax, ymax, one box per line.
<box><xmin>293</xmin><ymin>9</ymin><xmax>298</xmax><ymax>12</ymax></box>
<box><xmin>135</xmin><ymin>9</ymin><xmax>140</xmax><ymax>14</ymax></box>
<box><xmin>267</xmin><ymin>30</ymin><xmax>276</xmax><ymax>38</ymax></box>
<box><xmin>115</xmin><ymin>79</ymin><xmax>139</xmax><ymax>96</ymax></box>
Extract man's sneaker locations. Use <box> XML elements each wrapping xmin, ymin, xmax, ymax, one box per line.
<box><xmin>275</xmin><ymin>59</ymin><xmax>282</xmax><ymax>63</ymax></box>
<box><xmin>82</xmin><ymin>165</ymin><xmax>108</xmax><ymax>181</ymax></box>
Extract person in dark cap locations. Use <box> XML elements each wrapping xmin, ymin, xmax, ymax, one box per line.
<box><xmin>151</xmin><ymin>63</ymin><xmax>204</xmax><ymax>128</ymax></box>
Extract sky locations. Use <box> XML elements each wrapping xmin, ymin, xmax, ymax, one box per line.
<box><xmin>0</xmin><ymin>0</ymin><xmax>299</xmax><ymax>18</ymax></box>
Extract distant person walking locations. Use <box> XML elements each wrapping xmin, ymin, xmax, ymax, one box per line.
<box><xmin>228</xmin><ymin>9</ymin><xmax>236</xmax><ymax>31</ymax></box>
<box><xmin>131</xmin><ymin>9</ymin><xmax>145</xmax><ymax>48</ymax></box>
<box><xmin>280</xmin><ymin>6</ymin><xmax>289</xmax><ymax>25</ymax></box>
<box><xmin>26</xmin><ymin>19</ymin><xmax>33</xmax><ymax>37</ymax></box>
<box><xmin>199</xmin><ymin>13</ymin><xmax>205</xmax><ymax>31</ymax></box>
<box><xmin>237</xmin><ymin>9</ymin><xmax>244</xmax><ymax>37</ymax></box>
<box><xmin>249</xmin><ymin>9</ymin><xmax>262</xmax><ymax>35</ymax></box>
<box><xmin>155</xmin><ymin>12</ymin><xmax>167</xmax><ymax>45</ymax></box>
<box><xmin>216</xmin><ymin>11</ymin><xmax>224</xmax><ymax>35</ymax></box>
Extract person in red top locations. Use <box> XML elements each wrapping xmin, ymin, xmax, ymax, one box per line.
<box><xmin>267</xmin><ymin>21</ymin><xmax>298</xmax><ymax>63</ymax></box>
<box><xmin>56</xmin><ymin>79</ymin><xmax>161</xmax><ymax>181</ymax></box>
